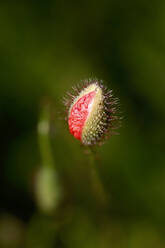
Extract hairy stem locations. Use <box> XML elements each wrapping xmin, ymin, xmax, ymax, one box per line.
<box><xmin>87</xmin><ymin>147</ymin><xmax>108</xmax><ymax>207</ymax></box>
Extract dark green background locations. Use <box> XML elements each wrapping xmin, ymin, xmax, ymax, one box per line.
<box><xmin>0</xmin><ymin>1</ymin><xmax>165</xmax><ymax>247</ymax></box>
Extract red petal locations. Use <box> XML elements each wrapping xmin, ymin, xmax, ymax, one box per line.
<box><xmin>68</xmin><ymin>91</ymin><xmax>96</xmax><ymax>140</ymax></box>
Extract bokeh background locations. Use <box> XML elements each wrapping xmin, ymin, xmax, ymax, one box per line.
<box><xmin>0</xmin><ymin>0</ymin><xmax>165</xmax><ymax>247</ymax></box>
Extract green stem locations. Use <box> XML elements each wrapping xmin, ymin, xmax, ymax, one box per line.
<box><xmin>38</xmin><ymin>103</ymin><xmax>54</xmax><ymax>168</ymax></box>
<box><xmin>36</xmin><ymin>102</ymin><xmax>60</xmax><ymax>213</ymax></box>
<box><xmin>87</xmin><ymin>147</ymin><xmax>108</xmax><ymax>207</ymax></box>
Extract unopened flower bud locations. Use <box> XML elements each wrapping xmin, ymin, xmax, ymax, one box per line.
<box><xmin>64</xmin><ymin>79</ymin><xmax>120</xmax><ymax>146</ymax></box>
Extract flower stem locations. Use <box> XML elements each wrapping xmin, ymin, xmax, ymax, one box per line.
<box><xmin>87</xmin><ymin>147</ymin><xmax>108</xmax><ymax>207</ymax></box>
<box><xmin>37</xmin><ymin>102</ymin><xmax>54</xmax><ymax>169</ymax></box>
<box><xmin>36</xmin><ymin>102</ymin><xmax>60</xmax><ymax>213</ymax></box>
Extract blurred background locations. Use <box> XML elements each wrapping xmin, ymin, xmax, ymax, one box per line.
<box><xmin>0</xmin><ymin>0</ymin><xmax>165</xmax><ymax>247</ymax></box>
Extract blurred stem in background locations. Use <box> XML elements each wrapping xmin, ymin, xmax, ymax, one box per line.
<box><xmin>38</xmin><ymin>102</ymin><xmax>54</xmax><ymax>169</ymax></box>
<box><xmin>36</xmin><ymin>101</ymin><xmax>61</xmax><ymax>214</ymax></box>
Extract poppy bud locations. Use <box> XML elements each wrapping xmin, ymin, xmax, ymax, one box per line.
<box><xmin>64</xmin><ymin>79</ymin><xmax>120</xmax><ymax>146</ymax></box>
